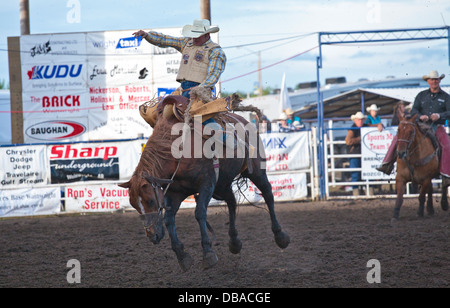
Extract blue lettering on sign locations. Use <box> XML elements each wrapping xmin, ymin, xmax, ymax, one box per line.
<box><xmin>263</xmin><ymin>137</ymin><xmax>287</xmax><ymax>149</ymax></box>
<box><xmin>116</xmin><ymin>36</ymin><xmax>142</xmax><ymax>49</ymax></box>
<box><xmin>28</xmin><ymin>64</ymin><xmax>83</xmax><ymax>80</ymax></box>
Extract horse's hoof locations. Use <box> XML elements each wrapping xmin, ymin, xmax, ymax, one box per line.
<box><xmin>229</xmin><ymin>238</ymin><xmax>242</xmax><ymax>254</ymax></box>
<box><xmin>390</xmin><ymin>217</ymin><xmax>399</xmax><ymax>225</ymax></box>
<box><xmin>202</xmin><ymin>251</ymin><xmax>218</xmax><ymax>270</ymax></box>
<box><xmin>178</xmin><ymin>253</ymin><xmax>194</xmax><ymax>272</ymax></box>
<box><xmin>275</xmin><ymin>231</ymin><xmax>290</xmax><ymax>249</ymax></box>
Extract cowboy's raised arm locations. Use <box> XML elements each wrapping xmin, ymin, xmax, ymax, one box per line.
<box><xmin>132</xmin><ymin>30</ymin><xmax>187</xmax><ymax>53</ymax></box>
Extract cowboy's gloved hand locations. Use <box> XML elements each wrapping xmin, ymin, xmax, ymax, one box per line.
<box><xmin>132</xmin><ymin>30</ymin><xmax>148</xmax><ymax>39</ymax></box>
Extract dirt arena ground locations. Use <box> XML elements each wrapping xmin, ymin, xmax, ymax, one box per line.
<box><xmin>0</xmin><ymin>198</ymin><xmax>449</xmax><ymax>288</ymax></box>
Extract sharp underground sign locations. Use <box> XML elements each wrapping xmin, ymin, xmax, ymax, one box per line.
<box><xmin>49</xmin><ymin>143</ymin><xmax>120</xmax><ymax>183</ymax></box>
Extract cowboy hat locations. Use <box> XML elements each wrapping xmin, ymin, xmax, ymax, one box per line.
<box><xmin>366</xmin><ymin>104</ymin><xmax>380</xmax><ymax>112</ymax></box>
<box><xmin>285</xmin><ymin>108</ymin><xmax>295</xmax><ymax>116</ymax></box>
<box><xmin>351</xmin><ymin>111</ymin><xmax>366</xmax><ymax>121</ymax></box>
<box><xmin>279</xmin><ymin>113</ymin><xmax>288</xmax><ymax>120</ymax></box>
<box><xmin>182</xmin><ymin>19</ymin><xmax>219</xmax><ymax>38</ymax></box>
<box><xmin>422</xmin><ymin>70</ymin><xmax>445</xmax><ymax>81</ymax></box>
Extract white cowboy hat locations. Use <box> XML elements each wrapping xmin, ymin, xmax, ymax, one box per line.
<box><xmin>366</xmin><ymin>104</ymin><xmax>380</xmax><ymax>112</ymax></box>
<box><xmin>285</xmin><ymin>108</ymin><xmax>295</xmax><ymax>116</ymax></box>
<box><xmin>351</xmin><ymin>111</ymin><xmax>366</xmax><ymax>121</ymax></box>
<box><xmin>422</xmin><ymin>70</ymin><xmax>445</xmax><ymax>81</ymax></box>
<box><xmin>182</xmin><ymin>19</ymin><xmax>219</xmax><ymax>38</ymax></box>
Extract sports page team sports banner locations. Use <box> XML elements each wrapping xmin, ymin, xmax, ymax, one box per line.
<box><xmin>361</xmin><ymin>126</ymin><xmax>398</xmax><ymax>180</ymax></box>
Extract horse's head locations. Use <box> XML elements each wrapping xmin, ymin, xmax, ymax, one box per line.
<box><xmin>396</xmin><ymin>114</ymin><xmax>418</xmax><ymax>159</ymax></box>
<box><xmin>119</xmin><ymin>173</ymin><xmax>173</xmax><ymax>244</ymax></box>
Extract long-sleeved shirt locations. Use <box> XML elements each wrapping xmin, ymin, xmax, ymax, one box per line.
<box><xmin>411</xmin><ymin>88</ymin><xmax>450</xmax><ymax>125</ymax></box>
<box><xmin>146</xmin><ymin>31</ymin><xmax>226</xmax><ymax>88</ymax></box>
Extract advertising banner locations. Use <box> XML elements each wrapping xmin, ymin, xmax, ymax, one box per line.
<box><xmin>20</xmin><ymin>33</ymin><xmax>86</xmax><ymax>64</ymax></box>
<box><xmin>22</xmin><ymin>89</ymin><xmax>89</xmax><ymax>119</ymax></box>
<box><xmin>23</xmin><ymin>116</ymin><xmax>89</xmax><ymax>143</ymax></box>
<box><xmin>0</xmin><ymin>187</ymin><xmax>61</xmax><ymax>218</ymax></box>
<box><xmin>21</xmin><ymin>61</ymin><xmax>87</xmax><ymax>93</ymax></box>
<box><xmin>361</xmin><ymin>126</ymin><xmax>398</xmax><ymax>180</ymax></box>
<box><xmin>64</xmin><ymin>184</ymin><xmax>132</xmax><ymax>213</ymax></box>
<box><xmin>47</xmin><ymin>139</ymin><xmax>142</xmax><ymax>183</ymax></box>
<box><xmin>260</xmin><ymin>132</ymin><xmax>311</xmax><ymax>172</ymax></box>
<box><xmin>0</xmin><ymin>145</ymin><xmax>49</xmax><ymax>189</ymax></box>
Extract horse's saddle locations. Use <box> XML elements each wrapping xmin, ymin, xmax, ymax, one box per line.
<box><xmin>158</xmin><ymin>94</ymin><xmax>237</xmax><ymax>124</ymax></box>
<box><xmin>139</xmin><ymin>92</ymin><xmax>239</xmax><ymax>128</ymax></box>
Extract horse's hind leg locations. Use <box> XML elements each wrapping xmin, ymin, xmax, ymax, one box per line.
<box><xmin>164</xmin><ymin>194</ymin><xmax>194</xmax><ymax>272</ymax></box>
<box><xmin>418</xmin><ymin>180</ymin><xmax>433</xmax><ymax>217</ymax></box>
<box><xmin>246</xmin><ymin>171</ymin><xmax>290</xmax><ymax>249</ymax></box>
<box><xmin>221</xmin><ymin>187</ymin><xmax>242</xmax><ymax>254</ymax></box>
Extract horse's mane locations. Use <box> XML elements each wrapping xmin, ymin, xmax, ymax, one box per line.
<box><xmin>136</xmin><ymin>119</ymin><xmax>177</xmax><ymax>179</ymax></box>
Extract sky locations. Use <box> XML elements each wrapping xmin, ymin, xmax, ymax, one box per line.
<box><xmin>1</xmin><ymin>0</ymin><xmax>450</xmax><ymax>94</ymax></box>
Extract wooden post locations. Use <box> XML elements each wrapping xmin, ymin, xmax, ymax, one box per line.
<box><xmin>20</xmin><ymin>0</ymin><xmax>30</xmax><ymax>35</ymax></box>
<box><xmin>200</xmin><ymin>0</ymin><xmax>211</xmax><ymax>22</ymax></box>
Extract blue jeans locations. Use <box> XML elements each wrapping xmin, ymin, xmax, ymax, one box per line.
<box><xmin>180</xmin><ymin>81</ymin><xmax>200</xmax><ymax>99</ymax></box>
<box><xmin>349</xmin><ymin>158</ymin><xmax>361</xmax><ymax>189</ymax></box>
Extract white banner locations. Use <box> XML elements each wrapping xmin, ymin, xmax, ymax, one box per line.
<box><xmin>23</xmin><ymin>116</ymin><xmax>89</xmax><ymax>143</ymax></box>
<box><xmin>0</xmin><ymin>187</ymin><xmax>61</xmax><ymax>217</ymax></box>
<box><xmin>20</xmin><ymin>33</ymin><xmax>86</xmax><ymax>64</ymax></box>
<box><xmin>21</xmin><ymin>61</ymin><xmax>87</xmax><ymax>93</ymax></box>
<box><xmin>0</xmin><ymin>145</ymin><xmax>49</xmax><ymax>189</ymax></box>
<box><xmin>180</xmin><ymin>172</ymin><xmax>308</xmax><ymax>208</ymax></box>
<box><xmin>87</xmin><ymin>56</ymin><xmax>153</xmax><ymax>87</ymax></box>
<box><xmin>260</xmin><ymin>132</ymin><xmax>311</xmax><ymax>172</ymax></box>
<box><xmin>64</xmin><ymin>184</ymin><xmax>132</xmax><ymax>213</ymax></box>
<box><xmin>361</xmin><ymin>126</ymin><xmax>397</xmax><ymax>180</ymax></box>
<box><xmin>22</xmin><ymin>90</ymin><xmax>89</xmax><ymax>120</ymax></box>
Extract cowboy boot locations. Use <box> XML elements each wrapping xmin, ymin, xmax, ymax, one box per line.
<box><xmin>435</xmin><ymin>126</ymin><xmax>450</xmax><ymax>178</ymax></box>
<box><xmin>376</xmin><ymin>135</ymin><xmax>398</xmax><ymax>175</ymax></box>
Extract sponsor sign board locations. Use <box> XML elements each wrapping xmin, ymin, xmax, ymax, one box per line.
<box><xmin>0</xmin><ymin>145</ymin><xmax>49</xmax><ymax>189</ymax></box>
<box><xmin>64</xmin><ymin>184</ymin><xmax>132</xmax><ymax>213</ymax></box>
<box><xmin>361</xmin><ymin>126</ymin><xmax>397</xmax><ymax>180</ymax></box>
<box><xmin>0</xmin><ymin>187</ymin><xmax>61</xmax><ymax>218</ymax></box>
<box><xmin>261</xmin><ymin>132</ymin><xmax>311</xmax><ymax>172</ymax></box>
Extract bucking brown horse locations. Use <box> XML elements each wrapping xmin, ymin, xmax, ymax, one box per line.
<box><xmin>393</xmin><ymin>114</ymin><xmax>450</xmax><ymax>221</ymax></box>
<box><xmin>119</xmin><ymin>94</ymin><xmax>290</xmax><ymax>271</ymax></box>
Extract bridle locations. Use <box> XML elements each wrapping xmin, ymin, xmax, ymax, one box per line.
<box><xmin>397</xmin><ymin>121</ymin><xmax>417</xmax><ymax>156</ymax></box>
<box><xmin>138</xmin><ymin>162</ymin><xmax>181</xmax><ymax>235</ymax></box>
<box><xmin>397</xmin><ymin>120</ymin><xmax>439</xmax><ymax>176</ymax></box>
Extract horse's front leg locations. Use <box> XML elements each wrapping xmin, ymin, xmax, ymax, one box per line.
<box><xmin>417</xmin><ymin>180</ymin><xmax>433</xmax><ymax>217</ymax></box>
<box><xmin>442</xmin><ymin>177</ymin><xmax>450</xmax><ymax>211</ymax></box>
<box><xmin>164</xmin><ymin>194</ymin><xmax>193</xmax><ymax>272</ymax></box>
<box><xmin>393</xmin><ymin>180</ymin><xmax>406</xmax><ymax>222</ymax></box>
<box><xmin>425</xmin><ymin>180</ymin><xmax>434</xmax><ymax>216</ymax></box>
<box><xmin>195</xmin><ymin>185</ymin><xmax>218</xmax><ymax>269</ymax></box>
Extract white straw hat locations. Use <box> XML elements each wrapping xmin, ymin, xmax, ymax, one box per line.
<box><xmin>366</xmin><ymin>104</ymin><xmax>380</xmax><ymax>112</ymax></box>
<box><xmin>422</xmin><ymin>70</ymin><xmax>445</xmax><ymax>81</ymax></box>
<box><xmin>285</xmin><ymin>108</ymin><xmax>295</xmax><ymax>116</ymax></box>
<box><xmin>182</xmin><ymin>19</ymin><xmax>219</xmax><ymax>38</ymax></box>
<box><xmin>351</xmin><ymin>111</ymin><xmax>366</xmax><ymax>121</ymax></box>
